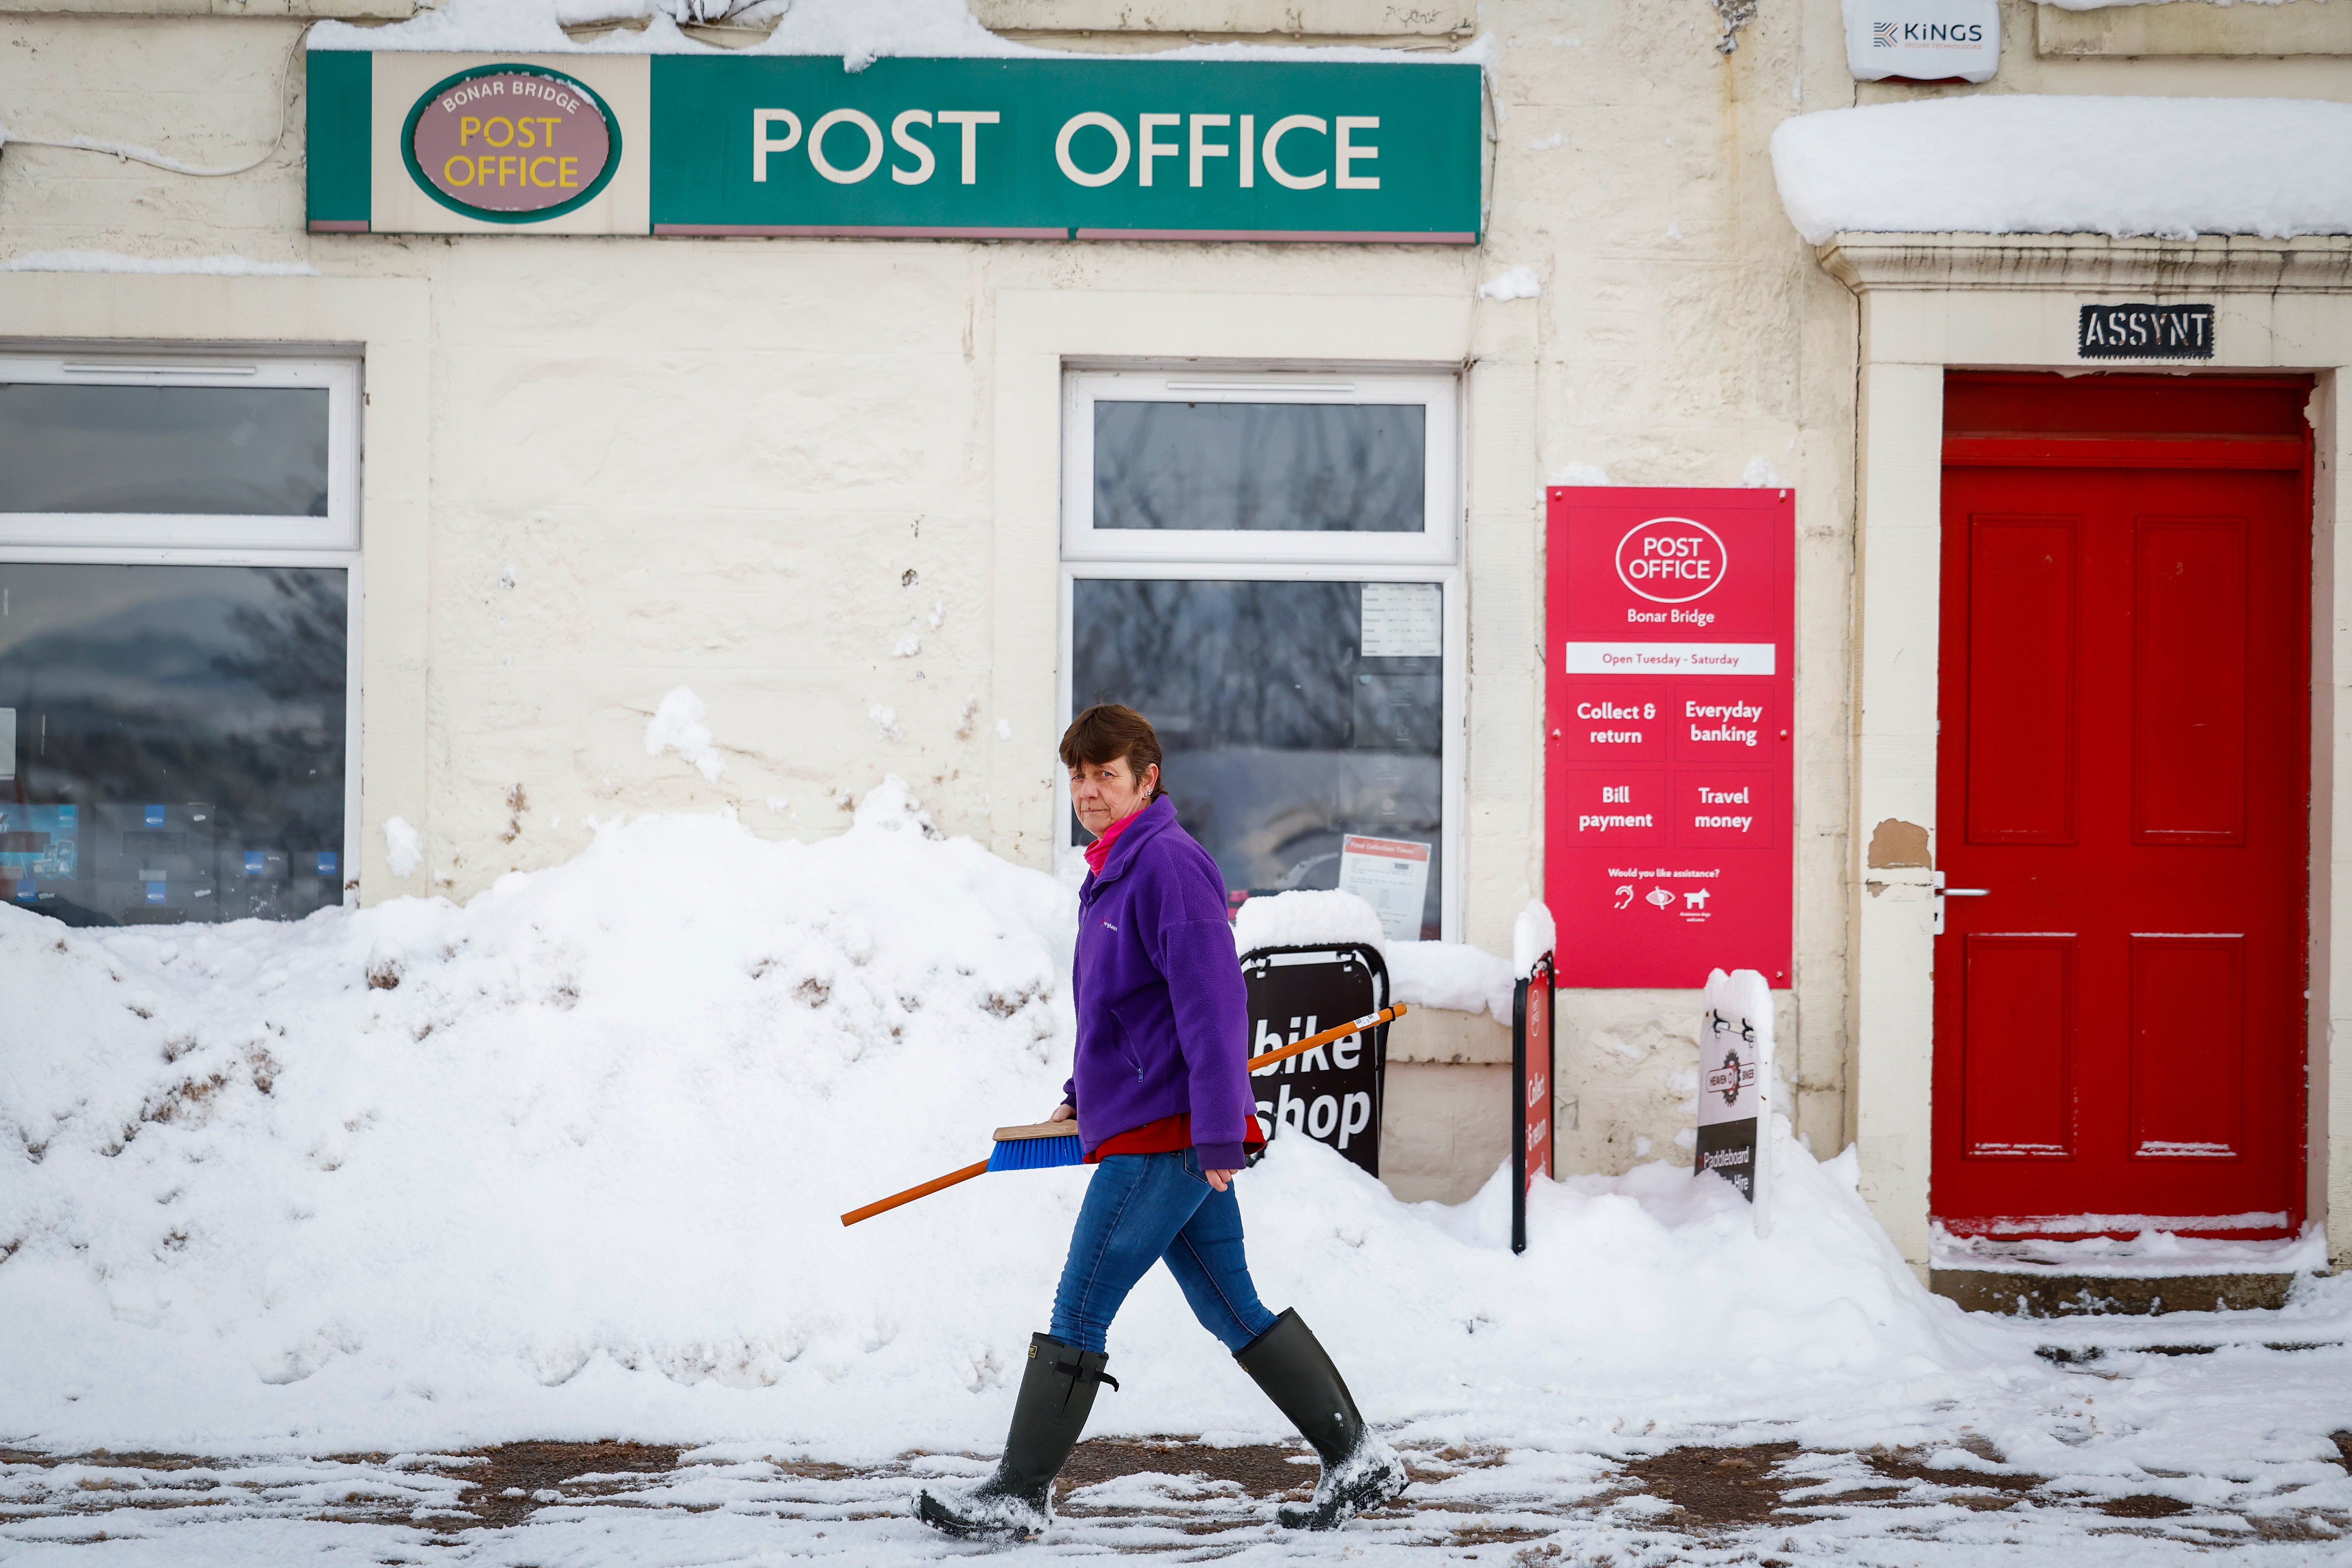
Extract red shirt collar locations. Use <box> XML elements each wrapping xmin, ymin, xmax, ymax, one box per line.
<box><xmin>1082</xmin><ymin>803</ymin><xmax>1147</xmax><ymax>875</ymax></box>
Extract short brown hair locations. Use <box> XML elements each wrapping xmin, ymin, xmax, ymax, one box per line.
<box><xmin>1059</xmin><ymin>704</ymin><xmax>1163</xmax><ymax>796</ymax></box>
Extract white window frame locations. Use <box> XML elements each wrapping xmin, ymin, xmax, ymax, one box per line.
<box><xmin>0</xmin><ymin>348</ymin><xmax>365</xmax><ymax>911</ymax></box>
<box><xmin>1058</xmin><ymin>366</ymin><xmax>1467</xmax><ymax>942</ymax></box>
<box><xmin>0</xmin><ymin>352</ymin><xmax>361</xmax><ymax>552</ymax></box>
<box><xmin>1062</xmin><ymin>368</ymin><xmax>1461</xmax><ymax>567</ymax></box>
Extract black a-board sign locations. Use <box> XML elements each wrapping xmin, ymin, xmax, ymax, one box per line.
<box><xmin>1510</xmin><ymin>950</ymin><xmax>1557</xmax><ymax>1255</ymax></box>
<box><xmin>1695</xmin><ymin>968</ymin><xmax>1771</xmax><ymax>1223</ymax></box>
<box><xmin>1240</xmin><ymin>943</ymin><xmax>1389</xmax><ymax>1178</ymax></box>
<box><xmin>1693</xmin><ymin>1019</ymin><xmax>1760</xmax><ymax>1200</ymax></box>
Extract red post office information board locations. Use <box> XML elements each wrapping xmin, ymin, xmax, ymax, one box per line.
<box><xmin>1546</xmin><ymin>487</ymin><xmax>1793</xmax><ymax>989</ymax></box>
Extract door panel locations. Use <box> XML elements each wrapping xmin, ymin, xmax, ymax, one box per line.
<box><xmin>1965</xmin><ymin>518</ymin><xmax>2078</xmax><ymax>845</ymax></box>
<box><xmin>2133</xmin><ymin>519</ymin><xmax>2247</xmax><ymax>844</ymax></box>
<box><xmin>1934</xmin><ymin>459</ymin><xmax>2307</xmax><ymax>1234</ymax></box>
<box><xmin>2129</xmin><ymin>935</ymin><xmax>2243</xmax><ymax>1161</ymax></box>
<box><xmin>1960</xmin><ymin>936</ymin><xmax>2074</xmax><ymax>1159</ymax></box>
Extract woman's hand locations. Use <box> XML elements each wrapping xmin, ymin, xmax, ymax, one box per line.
<box><xmin>1049</xmin><ymin>1102</ymin><xmax>1076</xmax><ymax>1123</ymax></box>
<box><xmin>1204</xmin><ymin>1168</ymin><xmax>1238</xmax><ymax>1192</ymax></box>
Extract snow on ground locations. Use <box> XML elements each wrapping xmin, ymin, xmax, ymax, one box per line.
<box><xmin>1</xmin><ymin>783</ymin><xmax>2021</xmax><ymax>1457</ymax></box>
<box><xmin>1935</xmin><ymin>1221</ymin><xmax>2328</xmax><ymax>1279</ymax></box>
<box><xmin>4</xmin><ymin>784</ymin><xmax>2349</xmax><ymax>1561</ymax></box>
<box><xmin>1771</xmin><ymin>96</ymin><xmax>2352</xmax><ymax>244</ymax></box>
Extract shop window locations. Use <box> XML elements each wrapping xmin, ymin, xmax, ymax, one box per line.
<box><xmin>1062</xmin><ymin>370</ymin><xmax>1460</xmax><ymax>941</ymax></box>
<box><xmin>0</xmin><ymin>354</ymin><xmax>360</xmax><ymax>927</ymax></box>
<box><xmin>1064</xmin><ymin>370</ymin><xmax>1457</xmax><ymax>566</ymax></box>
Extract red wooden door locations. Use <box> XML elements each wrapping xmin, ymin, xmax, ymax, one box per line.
<box><xmin>1933</xmin><ymin>403</ymin><xmax>2309</xmax><ymax>1236</ymax></box>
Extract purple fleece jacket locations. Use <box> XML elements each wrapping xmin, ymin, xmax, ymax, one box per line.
<box><xmin>1061</xmin><ymin>797</ymin><xmax>1256</xmax><ymax>1169</ymax></box>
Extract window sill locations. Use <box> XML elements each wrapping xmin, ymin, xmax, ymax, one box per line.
<box><xmin>2038</xmin><ymin>0</ymin><xmax>2352</xmax><ymax>58</ymax></box>
<box><xmin>0</xmin><ymin>0</ymin><xmax>416</xmax><ymax>17</ymax></box>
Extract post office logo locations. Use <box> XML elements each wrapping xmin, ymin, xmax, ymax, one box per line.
<box><xmin>404</xmin><ymin>64</ymin><xmax>621</xmax><ymax>223</ymax></box>
<box><xmin>1615</xmin><ymin>516</ymin><xmax>1728</xmax><ymax>604</ymax></box>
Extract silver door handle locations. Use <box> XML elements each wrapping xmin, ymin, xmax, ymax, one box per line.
<box><xmin>1931</xmin><ymin>873</ymin><xmax>1989</xmax><ymax>936</ymax></box>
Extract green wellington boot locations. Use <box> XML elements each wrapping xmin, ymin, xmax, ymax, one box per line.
<box><xmin>914</xmin><ymin>1332</ymin><xmax>1116</xmax><ymax>1540</ymax></box>
<box><xmin>1234</xmin><ymin>1308</ymin><xmax>1408</xmax><ymax>1530</ymax></box>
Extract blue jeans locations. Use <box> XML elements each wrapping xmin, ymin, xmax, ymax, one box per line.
<box><xmin>1049</xmin><ymin>1150</ymin><xmax>1281</xmax><ymax>1356</ymax></box>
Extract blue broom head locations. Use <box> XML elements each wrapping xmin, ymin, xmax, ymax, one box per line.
<box><xmin>988</xmin><ymin>1122</ymin><xmax>1086</xmax><ymax>1172</ymax></box>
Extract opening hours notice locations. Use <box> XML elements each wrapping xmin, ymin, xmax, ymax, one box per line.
<box><xmin>1545</xmin><ymin>487</ymin><xmax>1795</xmax><ymax>989</ymax></box>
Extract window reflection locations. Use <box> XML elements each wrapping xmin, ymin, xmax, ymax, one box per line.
<box><xmin>0</xmin><ymin>384</ymin><xmax>330</xmax><ymax>516</ymax></box>
<box><xmin>1093</xmin><ymin>402</ymin><xmax>1425</xmax><ymax>533</ymax></box>
<box><xmin>0</xmin><ymin>564</ymin><xmax>348</xmax><ymax>925</ymax></box>
<box><xmin>1073</xmin><ymin>578</ymin><xmax>1443</xmax><ymax>939</ymax></box>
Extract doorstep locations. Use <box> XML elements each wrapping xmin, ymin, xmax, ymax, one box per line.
<box><xmin>1928</xmin><ymin>1223</ymin><xmax>2329</xmax><ymax>1316</ymax></box>
<box><xmin>1929</xmin><ymin>1269</ymin><xmax>2299</xmax><ymax>1316</ymax></box>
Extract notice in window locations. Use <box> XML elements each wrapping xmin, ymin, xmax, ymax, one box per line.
<box><xmin>0</xmin><ymin>804</ymin><xmax>77</xmax><ymax>877</ymax></box>
<box><xmin>1338</xmin><ymin>834</ymin><xmax>1432</xmax><ymax>940</ymax></box>
<box><xmin>1360</xmin><ymin>583</ymin><xmax>1442</xmax><ymax>658</ymax></box>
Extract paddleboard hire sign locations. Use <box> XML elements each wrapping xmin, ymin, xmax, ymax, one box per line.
<box><xmin>305</xmin><ymin>49</ymin><xmax>1484</xmax><ymax>242</ymax></box>
<box><xmin>1697</xmin><ymin>966</ymin><xmax>1773</xmax><ymax>1239</ymax></box>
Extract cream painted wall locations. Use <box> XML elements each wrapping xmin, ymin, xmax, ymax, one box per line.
<box><xmin>2</xmin><ymin>2</ymin><xmax>2345</xmax><ymax>1241</ymax></box>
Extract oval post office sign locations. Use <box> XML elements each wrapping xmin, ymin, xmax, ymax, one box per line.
<box><xmin>403</xmin><ymin>64</ymin><xmax>621</xmax><ymax>223</ymax></box>
<box><xmin>1615</xmin><ymin>516</ymin><xmax>1729</xmax><ymax>606</ymax></box>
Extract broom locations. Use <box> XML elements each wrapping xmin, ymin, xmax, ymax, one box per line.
<box><xmin>840</xmin><ymin>1003</ymin><xmax>1410</xmax><ymax>1227</ymax></box>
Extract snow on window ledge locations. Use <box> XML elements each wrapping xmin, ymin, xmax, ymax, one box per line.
<box><xmin>0</xmin><ymin>250</ymin><xmax>321</xmax><ymax>276</ymax></box>
<box><xmin>0</xmin><ymin>0</ymin><xmax>418</xmax><ymax>16</ymax></box>
<box><xmin>1771</xmin><ymin>96</ymin><xmax>2352</xmax><ymax>248</ymax></box>
<box><xmin>313</xmin><ymin>0</ymin><xmax>1497</xmax><ymax>64</ymax></box>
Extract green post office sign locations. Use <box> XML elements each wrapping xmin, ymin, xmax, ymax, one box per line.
<box><xmin>306</xmin><ymin>50</ymin><xmax>1483</xmax><ymax>243</ymax></box>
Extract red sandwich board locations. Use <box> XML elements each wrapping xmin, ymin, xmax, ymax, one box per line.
<box><xmin>1545</xmin><ymin>488</ymin><xmax>1794</xmax><ymax>989</ymax></box>
<box><xmin>1510</xmin><ymin>950</ymin><xmax>1555</xmax><ymax>1254</ymax></box>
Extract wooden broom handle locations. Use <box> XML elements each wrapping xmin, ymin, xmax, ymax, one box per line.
<box><xmin>841</xmin><ymin>1158</ymin><xmax>990</xmax><ymax>1227</ymax></box>
<box><xmin>1245</xmin><ymin>1003</ymin><xmax>1408</xmax><ymax>1072</ymax></box>
<box><xmin>840</xmin><ymin>1004</ymin><xmax>1406</xmax><ymax>1228</ymax></box>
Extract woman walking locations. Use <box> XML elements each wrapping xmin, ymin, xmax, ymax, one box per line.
<box><xmin>915</xmin><ymin>704</ymin><xmax>1406</xmax><ymax>1541</ymax></box>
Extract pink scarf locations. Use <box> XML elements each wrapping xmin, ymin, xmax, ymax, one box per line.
<box><xmin>1082</xmin><ymin>806</ymin><xmax>1143</xmax><ymax>876</ymax></box>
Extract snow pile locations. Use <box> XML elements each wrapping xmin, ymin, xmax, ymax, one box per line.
<box><xmin>0</xmin><ymin>789</ymin><xmax>2036</xmax><ymax>1456</ymax></box>
<box><xmin>1771</xmin><ymin>96</ymin><xmax>2352</xmax><ymax>245</ymax></box>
